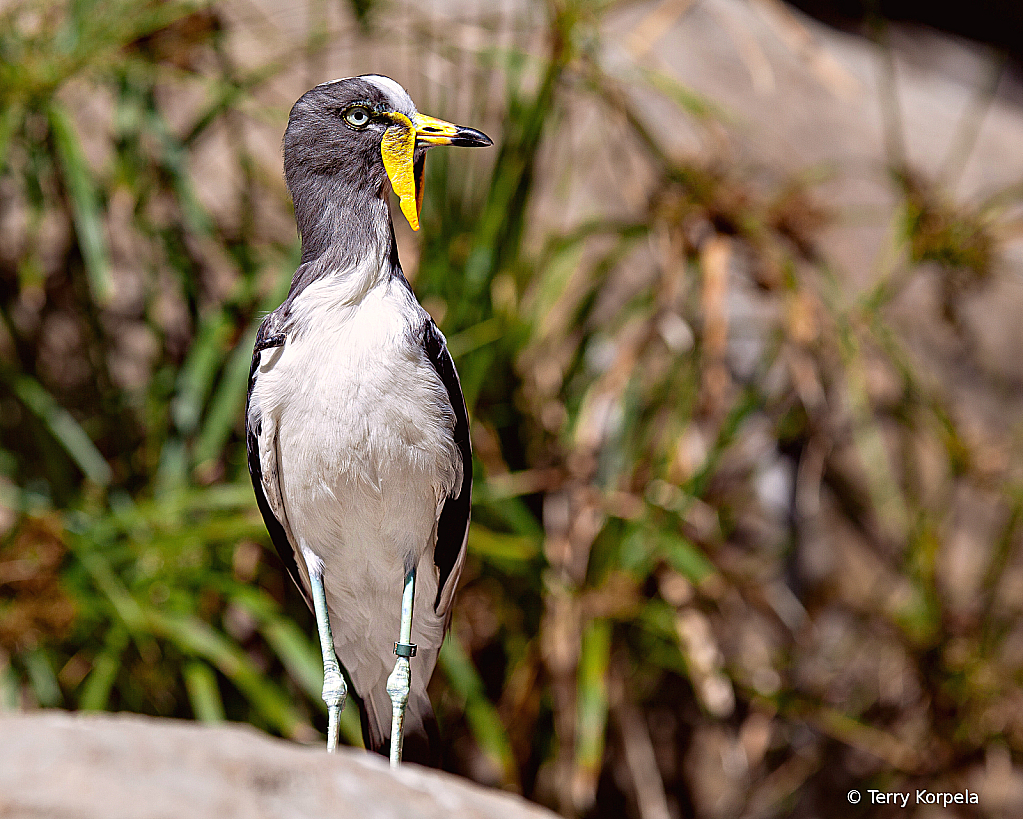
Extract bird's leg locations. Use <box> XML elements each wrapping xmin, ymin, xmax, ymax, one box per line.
<box><xmin>301</xmin><ymin>544</ymin><xmax>346</xmax><ymax>753</ymax></box>
<box><xmin>386</xmin><ymin>564</ymin><xmax>417</xmax><ymax>768</ymax></box>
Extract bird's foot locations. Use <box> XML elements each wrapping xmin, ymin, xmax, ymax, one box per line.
<box><xmin>322</xmin><ymin>657</ymin><xmax>347</xmax><ymax>754</ymax></box>
<box><xmin>386</xmin><ymin>656</ymin><xmax>411</xmax><ymax>768</ymax></box>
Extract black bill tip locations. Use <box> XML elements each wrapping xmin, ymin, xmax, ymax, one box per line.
<box><xmin>450</xmin><ymin>126</ymin><xmax>493</xmax><ymax>148</ymax></box>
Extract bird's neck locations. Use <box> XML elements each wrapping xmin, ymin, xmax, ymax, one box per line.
<box><xmin>293</xmin><ymin>173</ymin><xmax>398</xmax><ymax>293</ymax></box>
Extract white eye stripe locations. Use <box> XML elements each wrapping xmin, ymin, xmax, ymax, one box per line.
<box><xmin>360</xmin><ymin>74</ymin><xmax>408</xmax><ymax>101</ymax></box>
<box><xmin>359</xmin><ymin>74</ymin><xmax>417</xmax><ymax>115</ymax></box>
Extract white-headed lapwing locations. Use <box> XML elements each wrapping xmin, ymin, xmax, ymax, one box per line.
<box><xmin>245</xmin><ymin>75</ymin><xmax>490</xmax><ymax>767</ymax></box>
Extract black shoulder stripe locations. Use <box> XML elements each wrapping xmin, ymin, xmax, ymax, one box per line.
<box><xmin>422</xmin><ymin>320</ymin><xmax>472</xmax><ymax>611</ymax></box>
<box><xmin>246</xmin><ymin>317</ymin><xmax>311</xmax><ymax>610</ymax></box>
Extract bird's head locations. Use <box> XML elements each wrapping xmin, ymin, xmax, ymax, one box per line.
<box><xmin>283</xmin><ymin>74</ymin><xmax>492</xmax><ymax>232</ymax></box>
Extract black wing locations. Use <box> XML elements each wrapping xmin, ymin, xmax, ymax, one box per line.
<box><xmin>245</xmin><ymin>317</ymin><xmax>312</xmax><ymax>610</ymax></box>
<box><xmin>422</xmin><ymin>319</ymin><xmax>472</xmax><ymax>617</ymax></box>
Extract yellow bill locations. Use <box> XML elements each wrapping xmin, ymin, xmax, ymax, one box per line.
<box><xmin>380</xmin><ymin>111</ymin><xmax>493</xmax><ymax>231</ymax></box>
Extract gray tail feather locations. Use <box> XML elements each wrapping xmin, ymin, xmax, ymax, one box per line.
<box><xmin>360</xmin><ymin>681</ymin><xmax>440</xmax><ymax>767</ymax></box>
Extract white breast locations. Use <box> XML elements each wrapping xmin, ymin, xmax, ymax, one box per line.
<box><xmin>250</xmin><ymin>274</ymin><xmax>461</xmax><ymax>576</ymax></box>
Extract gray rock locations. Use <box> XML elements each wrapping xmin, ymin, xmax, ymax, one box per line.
<box><xmin>0</xmin><ymin>711</ymin><xmax>556</xmax><ymax>819</ymax></box>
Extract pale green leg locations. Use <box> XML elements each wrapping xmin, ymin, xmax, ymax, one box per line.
<box><xmin>301</xmin><ymin>544</ymin><xmax>347</xmax><ymax>753</ymax></box>
<box><xmin>386</xmin><ymin>565</ymin><xmax>417</xmax><ymax>768</ymax></box>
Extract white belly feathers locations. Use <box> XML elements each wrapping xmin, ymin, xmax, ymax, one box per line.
<box><xmin>249</xmin><ymin>275</ymin><xmax>462</xmax><ymax>578</ymax></box>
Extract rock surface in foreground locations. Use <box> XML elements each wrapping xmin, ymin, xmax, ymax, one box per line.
<box><xmin>0</xmin><ymin>711</ymin><xmax>554</xmax><ymax>819</ymax></box>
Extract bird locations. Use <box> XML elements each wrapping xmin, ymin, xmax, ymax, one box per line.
<box><xmin>244</xmin><ymin>74</ymin><xmax>491</xmax><ymax>767</ymax></box>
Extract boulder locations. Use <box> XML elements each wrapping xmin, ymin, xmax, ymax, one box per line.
<box><xmin>0</xmin><ymin>711</ymin><xmax>556</xmax><ymax>819</ymax></box>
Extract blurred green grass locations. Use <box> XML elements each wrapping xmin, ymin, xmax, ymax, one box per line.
<box><xmin>3</xmin><ymin>0</ymin><xmax>1023</xmax><ymax>817</ymax></box>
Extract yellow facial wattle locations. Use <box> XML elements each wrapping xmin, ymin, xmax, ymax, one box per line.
<box><xmin>380</xmin><ymin>112</ymin><xmax>420</xmax><ymax>231</ymax></box>
<box><xmin>380</xmin><ymin>109</ymin><xmax>490</xmax><ymax>231</ymax></box>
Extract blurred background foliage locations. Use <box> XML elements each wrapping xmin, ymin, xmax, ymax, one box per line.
<box><xmin>2</xmin><ymin>0</ymin><xmax>1023</xmax><ymax>817</ymax></box>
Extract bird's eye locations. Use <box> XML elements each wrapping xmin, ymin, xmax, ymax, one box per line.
<box><xmin>343</xmin><ymin>107</ymin><xmax>371</xmax><ymax>129</ymax></box>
